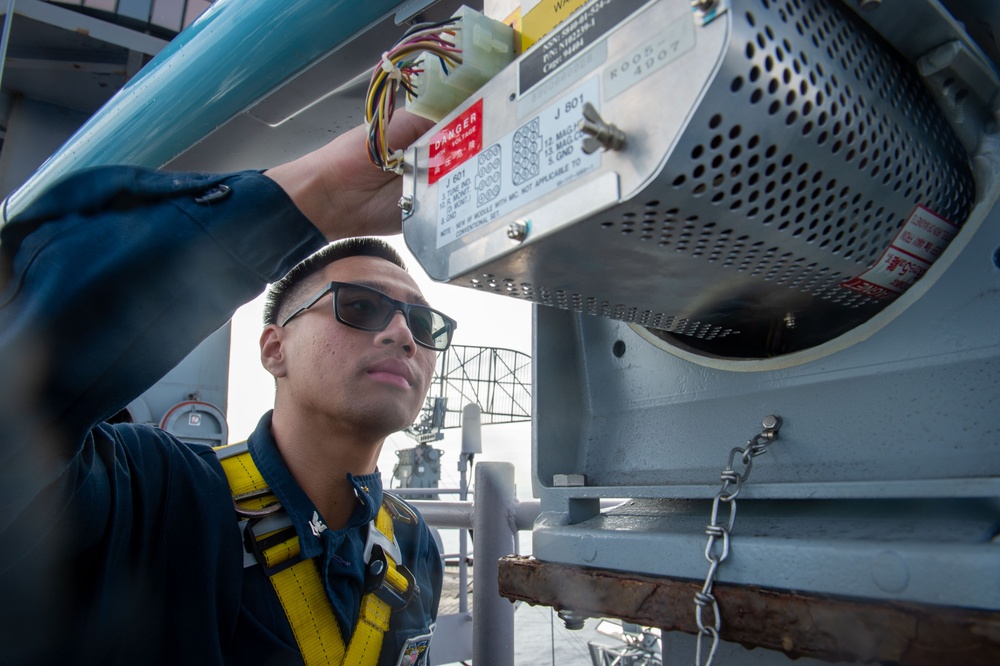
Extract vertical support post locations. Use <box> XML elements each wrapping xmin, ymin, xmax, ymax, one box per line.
<box><xmin>473</xmin><ymin>462</ymin><xmax>515</xmax><ymax>666</ymax></box>
<box><xmin>458</xmin><ymin>455</ymin><xmax>470</xmax><ymax>614</ymax></box>
<box><xmin>459</xmin><ymin>404</ymin><xmax>482</xmax><ymax>615</ymax></box>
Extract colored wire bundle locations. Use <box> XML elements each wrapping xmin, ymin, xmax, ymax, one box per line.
<box><xmin>365</xmin><ymin>18</ymin><xmax>463</xmax><ymax>173</ymax></box>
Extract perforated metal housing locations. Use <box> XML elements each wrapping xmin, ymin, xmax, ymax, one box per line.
<box><xmin>403</xmin><ymin>0</ymin><xmax>974</xmax><ymax>358</ymax></box>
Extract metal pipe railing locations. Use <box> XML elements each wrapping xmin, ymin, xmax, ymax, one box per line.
<box><xmin>472</xmin><ymin>462</ymin><xmax>516</xmax><ymax>666</ymax></box>
<box><xmin>389</xmin><ymin>487</ymin><xmax>469</xmax><ymax>497</ymax></box>
<box><xmin>407</xmin><ymin>462</ymin><xmax>538</xmax><ymax>665</ymax></box>
<box><xmin>410</xmin><ymin>499</ymin><xmax>541</xmax><ymax>530</ymax></box>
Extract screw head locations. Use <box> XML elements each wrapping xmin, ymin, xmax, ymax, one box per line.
<box><xmin>398</xmin><ymin>195</ymin><xmax>414</xmax><ymax>213</ymax></box>
<box><xmin>507</xmin><ymin>219</ymin><xmax>529</xmax><ymax>242</ymax></box>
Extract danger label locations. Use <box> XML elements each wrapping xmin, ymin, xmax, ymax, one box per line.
<box><xmin>841</xmin><ymin>205</ymin><xmax>959</xmax><ymax>299</ymax></box>
<box><xmin>435</xmin><ymin>78</ymin><xmax>601</xmax><ymax>248</ymax></box>
<box><xmin>428</xmin><ymin>99</ymin><xmax>483</xmax><ymax>185</ymax></box>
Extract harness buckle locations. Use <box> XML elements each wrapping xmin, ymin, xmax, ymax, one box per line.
<box><xmin>242</xmin><ymin>513</ymin><xmax>303</xmax><ymax>576</ymax></box>
<box><xmin>363</xmin><ymin>544</ymin><xmax>419</xmax><ymax>611</ymax></box>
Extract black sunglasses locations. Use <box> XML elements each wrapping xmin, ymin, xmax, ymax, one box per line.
<box><xmin>280</xmin><ymin>281</ymin><xmax>457</xmax><ymax>351</ymax></box>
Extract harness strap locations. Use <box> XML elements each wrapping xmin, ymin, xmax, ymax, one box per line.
<box><xmin>271</xmin><ymin>557</ymin><xmax>348</xmax><ymax>664</ymax></box>
<box><xmin>344</xmin><ymin>507</ymin><xmax>396</xmax><ymax>663</ymax></box>
<box><xmin>216</xmin><ymin>442</ymin><xmax>413</xmax><ymax>666</ymax></box>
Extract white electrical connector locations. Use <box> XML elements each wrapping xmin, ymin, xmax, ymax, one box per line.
<box><xmin>407</xmin><ymin>6</ymin><xmax>515</xmax><ymax>122</ymax></box>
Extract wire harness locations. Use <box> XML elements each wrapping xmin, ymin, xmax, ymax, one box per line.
<box><xmin>365</xmin><ymin>19</ymin><xmax>463</xmax><ymax>173</ymax></box>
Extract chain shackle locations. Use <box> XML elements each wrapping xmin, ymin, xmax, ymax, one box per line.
<box><xmin>694</xmin><ymin>416</ymin><xmax>782</xmax><ymax>666</ymax></box>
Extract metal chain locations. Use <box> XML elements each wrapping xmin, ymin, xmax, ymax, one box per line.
<box><xmin>694</xmin><ymin>415</ymin><xmax>782</xmax><ymax>666</ymax></box>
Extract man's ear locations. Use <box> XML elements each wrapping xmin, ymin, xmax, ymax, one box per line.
<box><xmin>260</xmin><ymin>324</ymin><xmax>288</xmax><ymax>378</ymax></box>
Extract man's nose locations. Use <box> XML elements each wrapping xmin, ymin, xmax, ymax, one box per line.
<box><xmin>376</xmin><ymin>310</ymin><xmax>416</xmax><ymax>354</ymax></box>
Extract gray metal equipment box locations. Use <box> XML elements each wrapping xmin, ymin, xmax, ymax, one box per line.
<box><xmin>402</xmin><ymin>0</ymin><xmax>974</xmax><ymax>356</ymax></box>
<box><xmin>403</xmin><ymin>0</ymin><xmax>999</xmax><ymax>615</ymax></box>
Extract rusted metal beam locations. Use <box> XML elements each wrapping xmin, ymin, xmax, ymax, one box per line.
<box><xmin>498</xmin><ymin>556</ymin><xmax>1000</xmax><ymax>665</ymax></box>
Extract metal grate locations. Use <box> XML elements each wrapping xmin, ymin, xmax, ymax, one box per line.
<box><xmin>466</xmin><ymin>274</ymin><xmax>738</xmax><ymax>340</ymax></box>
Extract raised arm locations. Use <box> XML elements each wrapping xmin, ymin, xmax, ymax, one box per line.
<box><xmin>0</xmin><ymin>112</ymin><xmax>432</xmax><ymax>458</ymax></box>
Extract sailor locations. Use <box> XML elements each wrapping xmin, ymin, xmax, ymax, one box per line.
<box><xmin>0</xmin><ymin>112</ymin><xmax>446</xmax><ymax>665</ymax></box>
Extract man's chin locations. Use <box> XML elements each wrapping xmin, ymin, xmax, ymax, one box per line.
<box><xmin>351</xmin><ymin>403</ymin><xmax>424</xmax><ymax>440</ymax></box>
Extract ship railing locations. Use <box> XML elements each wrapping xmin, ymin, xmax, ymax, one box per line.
<box><xmin>399</xmin><ymin>462</ymin><xmax>536</xmax><ymax>666</ymax></box>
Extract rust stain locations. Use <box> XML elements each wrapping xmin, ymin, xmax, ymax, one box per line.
<box><xmin>499</xmin><ymin>556</ymin><xmax>1000</xmax><ymax>666</ymax></box>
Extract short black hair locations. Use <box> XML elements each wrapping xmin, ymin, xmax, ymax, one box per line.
<box><xmin>263</xmin><ymin>237</ymin><xmax>407</xmax><ymax>326</ymax></box>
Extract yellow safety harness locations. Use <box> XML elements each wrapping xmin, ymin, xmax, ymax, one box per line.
<box><xmin>215</xmin><ymin>441</ymin><xmax>418</xmax><ymax>666</ymax></box>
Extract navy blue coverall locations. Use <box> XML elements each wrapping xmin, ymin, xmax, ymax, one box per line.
<box><xmin>0</xmin><ymin>166</ymin><xmax>442</xmax><ymax>665</ymax></box>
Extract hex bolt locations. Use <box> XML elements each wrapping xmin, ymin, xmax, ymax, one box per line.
<box><xmin>762</xmin><ymin>415</ymin><xmax>782</xmax><ymax>432</ymax></box>
<box><xmin>558</xmin><ymin>609</ymin><xmax>588</xmax><ymax>630</ymax></box>
<box><xmin>507</xmin><ymin>219</ymin><xmax>529</xmax><ymax>243</ymax></box>
<box><xmin>553</xmin><ymin>474</ymin><xmax>586</xmax><ymax>487</ymax></box>
<box><xmin>398</xmin><ymin>195</ymin><xmax>414</xmax><ymax>213</ymax></box>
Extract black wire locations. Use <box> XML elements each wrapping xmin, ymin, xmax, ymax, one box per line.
<box><xmin>401</xmin><ymin>17</ymin><xmax>458</xmax><ymax>40</ymax></box>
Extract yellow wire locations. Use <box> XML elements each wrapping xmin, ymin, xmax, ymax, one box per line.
<box><xmin>364</xmin><ymin>37</ymin><xmax>464</xmax><ymax>170</ymax></box>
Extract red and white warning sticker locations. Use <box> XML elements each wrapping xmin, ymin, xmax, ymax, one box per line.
<box><xmin>841</xmin><ymin>205</ymin><xmax>959</xmax><ymax>300</ymax></box>
<box><xmin>427</xmin><ymin>99</ymin><xmax>483</xmax><ymax>185</ymax></box>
